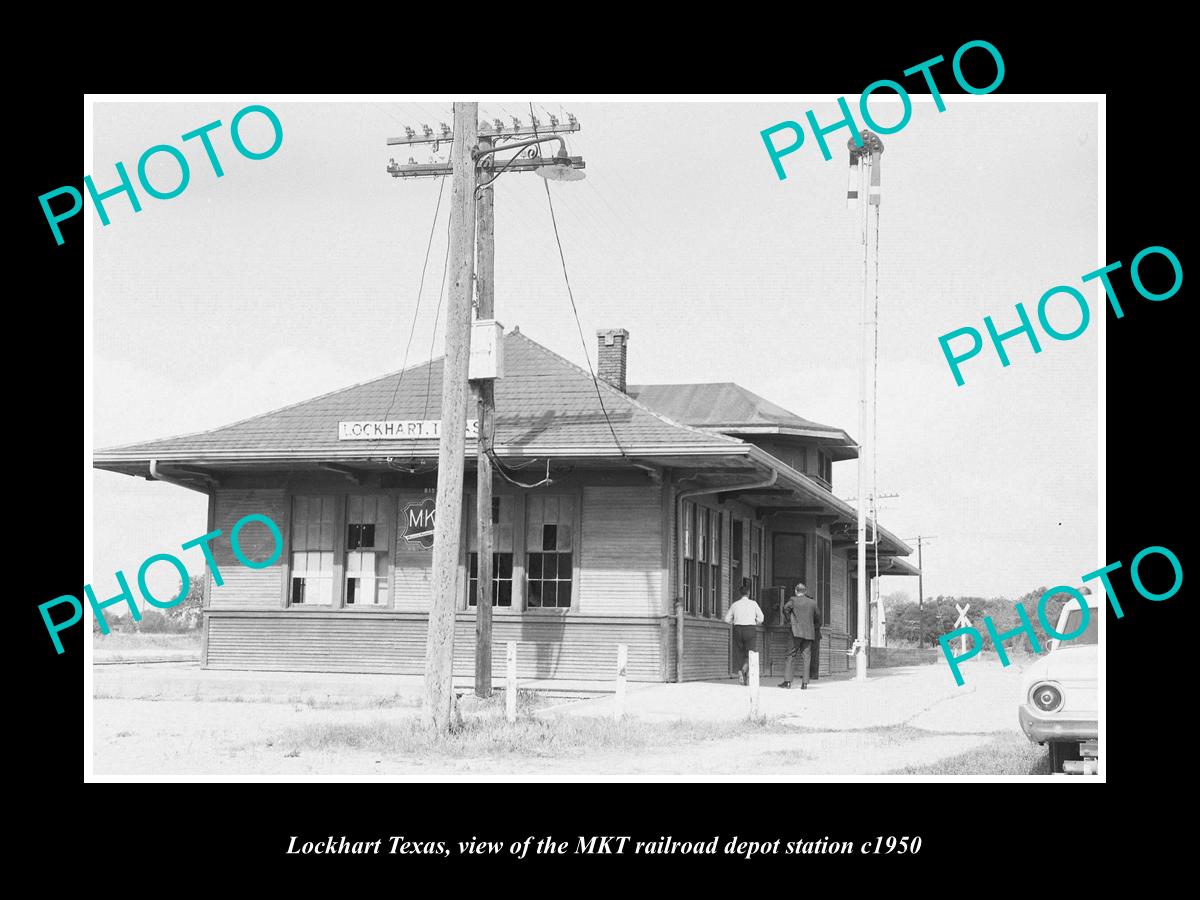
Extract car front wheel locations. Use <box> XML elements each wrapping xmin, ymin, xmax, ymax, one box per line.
<box><xmin>1048</xmin><ymin>741</ymin><xmax>1082</xmax><ymax>773</ymax></box>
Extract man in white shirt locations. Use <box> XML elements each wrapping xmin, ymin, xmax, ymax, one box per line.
<box><xmin>724</xmin><ymin>579</ymin><xmax>765</xmax><ymax>685</ymax></box>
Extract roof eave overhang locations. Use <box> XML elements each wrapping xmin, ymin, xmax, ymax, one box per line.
<box><xmin>742</xmin><ymin>444</ymin><xmax>912</xmax><ymax>557</ymax></box>
<box><xmin>698</xmin><ymin>425</ymin><xmax>859</xmax><ymax>460</ymax></box>
<box><xmin>94</xmin><ymin>442</ymin><xmax>911</xmax><ymax>557</ymax></box>
<box><xmin>92</xmin><ymin>442</ymin><xmax>751</xmax><ymax>470</ymax></box>
<box><xmin>703</xmin><ymin>424</ymin><xmax>849</xmax><ymax>438</ymax></box>
<box><xmin>868</xmin><ymin>557</ymin><xmax>921</xmax><ymax>577</ymax></box>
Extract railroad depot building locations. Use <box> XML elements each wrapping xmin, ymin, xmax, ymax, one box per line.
<box><xmin>93</xmin><ymin>327</ymin><xmax>917</xmax><ymax>682</ymax></box>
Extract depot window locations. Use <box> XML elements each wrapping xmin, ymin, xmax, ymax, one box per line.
<box><xmin>816</xmin><ymin>535</ymin><xmax>832</xmax><ymax>625</ymax></box>
<box><xmin>751</xmin><ymin>523</ymin><xmax>762</xmax><ymax>602</ymax></box>
<box><xmin>467</xmin><ymin>495</ymin><xmax>515</xmax><ymax>608</ymax></box>
<box><xmin>816</xmin><ymin>450</ymin><xmax>833</xmax><ymax>488</ymax></box>
<box><xmin>345</xmin><ymin>495</ymin><xmax>390</xmax><ymax>606</ymax></box>
<box><xmin>288</xmin><ymin>494</ymin><xmax>394</xmax><ymax>609</ymax></box>
<box><xmin>290</xmin><ymin>495</ymin><xmax>336</xmax><ymax>606</ymax></box>
<box><xmin>707</xmin><ymin>509</ymin><xmax>721</xmax><ymax>618</ymax></box>
<box><xmin>682</xmin><ymin>500</ymin><xmax>695</xmax><ymax>614</ymax></box>
<box><xmin>526</xmin><ymin>495</ymin><xmax>575</xmax><ymax>609</ymax></box>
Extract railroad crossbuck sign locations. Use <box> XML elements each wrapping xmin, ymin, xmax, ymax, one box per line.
<box><xmin>954</xmin><ymin>603</ymin><xmax>971</xmax><ymax>654</ymax></box>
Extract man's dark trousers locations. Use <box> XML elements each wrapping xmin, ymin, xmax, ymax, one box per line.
<box><xmin>784</xmin><ymin>636</ymin><xmax>814</xmax><ymax>686</ymax></box>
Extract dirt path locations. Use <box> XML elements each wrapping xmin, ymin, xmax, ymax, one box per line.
<box><xmin>94</xmin><ymin>697</ymin><xmax>996</xmax><ymax>777</ymax></box>
<box><xmin>92</xmin><ymin>658</ymin><xmax>1046</xmax><ymax>777</ymax></box>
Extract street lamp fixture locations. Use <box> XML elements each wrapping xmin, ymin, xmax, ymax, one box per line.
<box><xmin>535</xmin><ymin>146</ymin><xmax>586</xmax><ymax>182</ymax></box>
<box><xmin>476</xmin><ymin>135</ymin><xmax>585</xmax><ymax>189</ymax></box>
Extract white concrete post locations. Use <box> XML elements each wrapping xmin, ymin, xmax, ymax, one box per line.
<box><xmin>748</xmin><ymin>649</ymin><xmax>760</xmax><ymax>719</ymax></box>
<box><xmin>614</xmin><ymin>643</ymin><xmax>628</xmax><ymax>720</ymax></box>
<box><xmin>505</xmin><ymin>641</ymin><xmax>517</xmax><ymax>723</ymax></box>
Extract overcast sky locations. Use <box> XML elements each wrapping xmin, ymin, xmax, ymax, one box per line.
<box><xmin>90</xmin><ymin>98</ymin><xmax>1098</xmax><ymax>602</ymax></box>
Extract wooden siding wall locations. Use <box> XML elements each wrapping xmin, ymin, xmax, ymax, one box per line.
<box><xmin>673</xmin><ymin>626</ymin><xmax>853</xmax><ymax>680</ymax></box>
<box><xmin>665</xmin><ymin>618</ymin><xmax>855</xmax><ymax>681</ymax></box>
<box><xmin>392</xmin><ymin>490</ymin><xmax>436</xmax><ymax>611</ymax></box>
<box><xmin>578</xmin><ymin>486</ymin><xmax>662</xmax><ymax>616</ymax></box>
<box><xmin>207</xmin><ymin>488</ymin><xmax>287</xmax><ymax>610</ymax></box>
<box><xmin>662</xmin><ymin>490</ymin><xmax>756</xmax><ymax>682</ymax></box>
<box><xmin>452</xmin><ymin>616</ymin><xmax>662</xmax><ymax>680</ymax></box>
<box><xmin>198</xmin><ymin>474</ymin><xmax>865</xmax><ymax>682</ymax></box>
<box><xmin>751</xmin><ymin>628</ymin><xmax>849</xmax><ymax>678</ymax></box>
<box><xmin>205</xmin><ymin>612</ymin><xmax>665</xmax><ymax>680</ymax></box>
<box><xmin>744</xmin><ymin>437</ymin><xmax>809</xmax><ymax>475</ymax></box>
<box><xmin>679</xmin><ymin>617</ymin><xmax>730</xmax><ymax>681</ymax></box>
<box><xmin>826</xmin><ymin>632</ymin><xmax>850</xmax><ymax>674</ymax></box>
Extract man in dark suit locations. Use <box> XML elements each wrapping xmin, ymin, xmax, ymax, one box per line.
<box><xmin>780</xmin><ymin>581</ymin><xmax>822</xmax><ymax>689</ymax></box>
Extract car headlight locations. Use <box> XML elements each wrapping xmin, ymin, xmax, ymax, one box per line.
<box><xmin>1030</xmin><ymin>682</ymin><xmax>1064</xmax><ymax>713</ymax></box>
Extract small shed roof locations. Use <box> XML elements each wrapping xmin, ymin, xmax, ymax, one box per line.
<box><xmin>628</xmin><ymin>382</ymin><xmax>856</xmax><ymax>449</ymax></box>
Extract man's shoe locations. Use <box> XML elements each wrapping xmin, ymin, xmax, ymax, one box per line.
<box><xmin>800</xmin><ymin>682</ymin><xmax>808</xmax><ymax>690</ymax></box>
<box><xmin>778</xmin><ymin>681</ymin><xmax>792</xmax><ymax>689</ymax></box>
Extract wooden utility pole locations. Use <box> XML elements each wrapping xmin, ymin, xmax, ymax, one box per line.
<box><xmin>387</xmin><ymin>108</ymin><xmax>585</xmax><ymax>713</ymax></box>
<box><xmin>904</xmin><ymin>534</ymin><xmax>936</xmax><ymax>647</ymax></box>
<box><xmin>917</xmin><ymin>537</ymin><xmax>924</xmax><ymax>646</ymax></box>
<box><xmin>473</xmin><ymin>135</ymin><xmax>496</xmax><ymax>698</ymax></box>
<box><xmin>918</xmin><ymin>535</ymin><xmax>937</xmax><ymax>647</ymax></box>
<box><xmin>422</xmin><ymin>102</ymin><xmax>478</xmax><ymax>732</ymax></box>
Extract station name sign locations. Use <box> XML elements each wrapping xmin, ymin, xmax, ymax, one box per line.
<box><xmin>338</xmin><ymin>420</ymin><xmax>480</xmax><ymax>440</ymax></box>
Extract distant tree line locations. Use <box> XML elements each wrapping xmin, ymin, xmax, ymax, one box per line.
<box><xmin>92</xmin><ymin>575</ymin><xmax>205</xmax><ymax>635</ymax></box>
<box><xmin>884</xmin><ymin>587</ymin><xmax>1081</xmax><ymax>655</ymax></box>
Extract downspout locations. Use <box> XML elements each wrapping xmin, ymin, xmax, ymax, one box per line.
<box><xmin>673</xmin><ymin>467</ymin><xmax>778</xmax><ymax>683</ymax></box>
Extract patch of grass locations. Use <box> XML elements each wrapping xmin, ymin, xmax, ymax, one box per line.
<box><xmin>517</xmin><ymin>688</ymin><xmax>545</xmax><ymax>714</ymax></box>
<box><xmin>891</xmin><ymin>731</ymin><xmax>1052</xmax><ymax>775</ymax></box>
<box><xmin>93</xmin><ymin>632</ymin><xmax>201</xmax><ymax>652</ymax></box>
<box><xmin>456</xmin><ymin>688</ymin><xmax>556</xmax><ymax>716</ymax></box>
<box><xmin>95</xmin><ymin>690</ymin><xmax>421</xmax><ymax>710</ymax></box>
<box><xmin>779</xmin><ymin>722</ymin><xmax>938</xmax><ymax>739</ymax></box>
<box><xmin>298</xmin><ymin>693</ymin><xmax>422</xmax><ymax>710</ymax></box>
<box><xmin>275</xmin><ymin>712</ymin><xmax>790</xmax><ymax>759</ymax></box>
<box><xmin>756</xmin><ymin>747</ymin><xmax>815</xmax><ymax>763</ymax></box>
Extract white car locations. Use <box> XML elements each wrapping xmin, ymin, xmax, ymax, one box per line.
<box><xmin>1018</xmin><ymin>592</ymin><xmax>1099</xmax><ymax>774</ymax></box>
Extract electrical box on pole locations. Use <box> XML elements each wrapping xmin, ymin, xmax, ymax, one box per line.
<box><xmin>469</xmin><ymin>319</ymin><xmax>505</xmax><ymax>382</ymax></box>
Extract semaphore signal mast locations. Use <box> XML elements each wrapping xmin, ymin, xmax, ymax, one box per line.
<box><xmin>847</xmin><ymin>129</ymin><xmax>884</xmax><ymax>681</ymax></box>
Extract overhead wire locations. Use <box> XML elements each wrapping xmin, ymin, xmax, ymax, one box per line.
<box><xmin>541</xmin><ymin>178</ymin><xmax>629</xmax><ymax>461</ymax></box>
<box><xmin>413</xmin><ymin>102</ymin><xmax>445</xmax><ymax>128</ymax></box>
<box><xmin>371</xmin><ymin>103</ymin><xmax>408</xmax><ymax>127</ymax></box>
<box><xmin>487</xmin><ymin>448</ymin><xmax>555</xmax><ymax>489</ymax></box>
<box><xmin>386</xmin><ymin>211</ymin><xmax>452</xmax><ymax>477</ymax></box>
<box><xmin>378</xmin><ymin>175</ymin><xmax>447</xmax><ymax>434</ymax></box>
<box><xmin>421</xmin><ymin>213</ymin><xmax>454</xmax><ymax>424</ymax></box>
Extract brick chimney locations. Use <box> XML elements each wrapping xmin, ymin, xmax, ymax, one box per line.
<box><xmin>596</xmin><ymin>328</ymin><xmax>630</xmax><ymax>393</ymax></box>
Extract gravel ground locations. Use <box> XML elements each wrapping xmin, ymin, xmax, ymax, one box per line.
<box><xmin>92</xmin><ymin>657</ymin><xmax>1064</xmax><ymax>777</ymax></box>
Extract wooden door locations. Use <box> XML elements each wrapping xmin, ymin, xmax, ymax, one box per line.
<box><xmin>771</xmin><ymin>531</ymin><xmax>807</xmax><ymax>622</ymax></box>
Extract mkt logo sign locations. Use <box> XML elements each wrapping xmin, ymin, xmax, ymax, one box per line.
<box><xmin>401</xmin><ymin>498</ymin><xmax>436</xmax><ymax>550</ymax></box>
